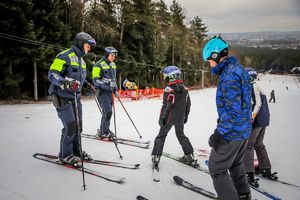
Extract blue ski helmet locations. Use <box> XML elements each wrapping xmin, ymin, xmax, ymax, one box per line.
<box><xmin>245</xmin><ymin>67</ymin><xmax>257</xmax><ymax>82</ymax></box>
<box><xmin>104</xmin><ymin>46</ymin><xmax>118</xmax><ymax>57</ymax></box>
<box><xmin>202</xmin><ymin>37</ymin><xmax>229</xmax><ymax>63</ymax></box>
<box><xmin>74</xmin><ymin>32</ymin><xmax>96</xmax><ymax>52</ymax></box>
<box><xmin>162</xmin><ymin>66</ymin><xmax>181</xmax><ymax>82</ymax></box>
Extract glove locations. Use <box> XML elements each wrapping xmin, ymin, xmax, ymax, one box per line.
<box><xmin>86</xmin><ymin>82</ymin><xmax>96</xmax><ymax>93</ymax></box>
<box><xmin>61</xmin><ymin>79</ymin><xmax>79</xmax><ymax>92</ymax></box>
<box><xmin>114</xmin><ymin>90</ymin><xmax>119</xmax><ymax>97</ymax></box>
<box><xmin>159</xmin><ymin>117</ymin><xmax>167</xmax><ymax>126</ymax></box>
<box><xmin>110</xmin><ymin>81</ymin><xmax>117</xmax><ymax>89</ymax></box>
<box><xmin>184</xmin><ymin>116</ymin><xmax>188</xmax><ymax>124</ymax></box>
<box><xmin>208</xmin><ymin>129</ymin><xmax>224</xmax><ymax>150</ymax></box>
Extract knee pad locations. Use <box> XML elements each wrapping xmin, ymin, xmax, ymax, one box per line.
<box><xmin>66</xmin><ymin>121</ymin><xmax>76</xmax><ymax>136</ymax></box>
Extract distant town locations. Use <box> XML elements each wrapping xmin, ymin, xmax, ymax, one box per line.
<box><xmin>210</xmin><ymin>31</ymin><xmax>300</xmax><ymax>49</ymax></box>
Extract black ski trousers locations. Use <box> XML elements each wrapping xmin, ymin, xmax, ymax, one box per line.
<box><xmin>151</xmin><ymin>123</ymin><xmax>193</xmax><ymax>156</ymax></box>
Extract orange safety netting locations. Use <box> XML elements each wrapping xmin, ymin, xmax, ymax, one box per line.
<box><xmin>118</xmin><ymin>88</ymin><xmax>164</xmax><ymax>100</ymax></box>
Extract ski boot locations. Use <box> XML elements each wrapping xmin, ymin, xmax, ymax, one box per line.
<box><xmin>179</xmin><ymin>154</ymin><xmax>199</xmax><ymax>167</ymax></box>
<box><xmin>255</xmin><ymin>166</ymin><xmax>278</xmax><ymax>180</ymax></box>
<box><xmin>76</xmin><ymin>151</ymin><xmax>93</xmax><ymax>161</ymax></box>
<box><xmin>152</xmin><ymin>155</ymin><xmax>160</xmax><ymax>170</ymax></box>
<box><xmin>246</xmin><ymin>172</ymin><xmax>259</xmax><ymax>188</ymax></box>
<box><xmin>96</xmin><ymin>129</ymin><xmax>116</xmax><ymax>140</ymax></box>
<box><xmin>60</xmin><ymin>154</ymin><xmax>81</xmax><ymax>168</ymax></box>
<box><xmin>152</xmin><ymin>155</ymin><xmax>160</xmax><ymax>182</ymax></box>
<box><xmin>238</xmin><ymin>192</ymin><xmax>251</xmax><ymax>200</ymax></box>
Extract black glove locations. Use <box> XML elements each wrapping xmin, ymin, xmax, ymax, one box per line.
<box><xmin>83</xmin><ymin>81</ymin><xmax>96</xmax><ymax>93</ymax></box>
<box><xmin>208</xmin><ymin>129</ymin><xmax>224</xmax><ymax>149</ymax></box>
<box><xmin>184</xmin><ymin>116</ymin><xmax>188</xmax><ymax>124</ymax></box>
<box><xmin>159</xmin><ymin>117</ymin><xmax>167</xmax><ymax>126</ymax></box>
<box><xmin>61</xmin><ymin>79</ymin><xmax>79</xmax><ymax>92</ymax></box>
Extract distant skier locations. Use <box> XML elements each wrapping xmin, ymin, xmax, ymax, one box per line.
<box><xmin>244</xmin><ymin>68</ymin><xmax>278</xmax><ymax>188</ymax></box>
<box><xmin>151</xmin><ymin>66</ymin><xmax>196</xmax><ymax>169</ymax></box>
<box><xmin>269</xmin><ymin>90</ymin><xmax>275</xmax><ymax>103</ymax></box>
<box><xmin>202</xmin><ymin>37</ymin><xmax>252</xmax><ymax>200</ymax></box>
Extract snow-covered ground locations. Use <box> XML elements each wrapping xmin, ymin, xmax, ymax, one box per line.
<box><xmin>0</xmin><ymin>74</ymin><xmax>300</xmax><ymax>200</ymax></box>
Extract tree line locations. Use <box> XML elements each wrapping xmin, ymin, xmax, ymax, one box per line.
<box><xmin>0</xmin><ymin>0</ymin><xmax>209</xmax><ymax>100</ymax></box>
<box><xmin>0</xmin><ymin>0</ymin><xmax>299</xmax><ymax>100</ymax></box>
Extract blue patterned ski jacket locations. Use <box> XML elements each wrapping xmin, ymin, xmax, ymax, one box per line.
<box><xmin>212</xmin><ymin>56</ymin><xmax>252</xmax><ymax>140</ymax></box>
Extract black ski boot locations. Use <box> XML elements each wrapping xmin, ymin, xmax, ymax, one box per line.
<box><xmin>179</xmin><ymin>154</ymin><xmax>199</xmax><ymax>167</ymax></box>
<box><xmin>152</xmin><ymin>155</ymin><xmax>160</xmax><ymax>182</ymax></box>
<box><xmin>96</xmin><ymin>129</ymin><xmax>116</xmax><ymax>140</ymax></box>
<box><xmin>79</xmin><ymin>151</ymin><xmax>93</xmax><ymax>161</ymax></box>
<box><xmin>255</xmin><ymin>166</ymin><xmax>278</xmax><ymax>180</ymax></box>
<box><xmin>60</xmin><ymin>154</ymin><xmax>81</xmax><ymax>168</ymax></box>
<box><xmin>152</xmin><ymin>155</ymin><xmax>160</xmax><ymax>169</ymax></box>
<box><xmin>238</xmin><ymin>192</ymin><xmax>251</xmax><ymax>200</ymax></box>
<box><xmin>247</xmin><ymin>172</ymin><xmax>259</xmax><ymax>188</ymax></box>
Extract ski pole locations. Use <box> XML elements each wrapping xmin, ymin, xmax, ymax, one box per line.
<box><xmin>74</xmin><ymin>92</ymin><xmax>86</xmax><ymax>190</ymax></box>
<box><xmin>93</xmin><ymin>89</ymin><xmax>103</xmax><ymax>115</ymax></box>
<box><xmin>112</xmin><ymin>93</ymin><xmax>123</xmax><ymax>159</ymax></box>
<box><xmin>116</xmin><ymin>96</ymin><xmax>143</xmax><ymax>138</ymax></box>
<box><xmin>112</xmin><ymin>94</ymin><xmax>117</xmax><ymax>138</ymax></box>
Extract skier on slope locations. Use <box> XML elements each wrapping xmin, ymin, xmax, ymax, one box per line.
<box><xmin>92</xmin><ymin>47</ymin><xmax>119</xmax><ymax>139</ymax></box>
<box><xmin>244</xmin><ymin>67</ymin><xmax>278</xmax><ymax>187</ymax></box>
<box><xmin>151</xmin><ymin>66</ymin><xmax>196</xmax><ymax>169</ymax></box>
<box><xmin>202</xmin><ymin>37</ymin><xmax>252</xmax><ymax>200</ymax></box>
<box><xmin>48</xmin><ymin>32</ymin><xmax>96</xmax><ymax>167</ymax></box>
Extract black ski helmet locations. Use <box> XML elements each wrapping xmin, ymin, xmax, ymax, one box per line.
<box><xmin>74</xmin><ymin>32</ymin><xmax>96</xmax><ymax>53</ymax></box>
<box><xmin>104</xmin><ymin>46</ymin><xmax>118</xmax><ymax>58</ymax></box>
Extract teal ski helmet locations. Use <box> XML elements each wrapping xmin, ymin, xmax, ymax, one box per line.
<box><xmin>202</xmin><ymin>37</ymin><xmax>229</xmax><ymax>63</ymax></box>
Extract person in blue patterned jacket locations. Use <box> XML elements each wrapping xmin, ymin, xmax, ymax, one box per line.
<box><xmin>202</xmin><ymin>37</ymin><xmax>252</xmax><ymax>200</ymax></box>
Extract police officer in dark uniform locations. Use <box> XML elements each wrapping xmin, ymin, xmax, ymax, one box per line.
<box><xmin>48</xmin><ymin>32</ymin><xmax>96</xmax><ymax>167</ymax></box>
<box><xmin>92</xmin><ymin>47</ymin><xmax>118</xmax><ymax>138</ymax></box>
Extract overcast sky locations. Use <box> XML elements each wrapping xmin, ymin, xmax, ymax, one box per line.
<box><xmin>164</xmin><ymin>0</ymin><xmax>300</xmax><ymax>33</ymax></box>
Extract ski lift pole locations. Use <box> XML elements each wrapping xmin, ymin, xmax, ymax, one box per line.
<box><xmin>74</xmin><ymin>92</ymin><xmax>86</xmax><ymax>190</ymax></box>
<box><xmin>116</xmin><ymin>96</ymin><xmax>143</xmax><ymax>138</ymax></box>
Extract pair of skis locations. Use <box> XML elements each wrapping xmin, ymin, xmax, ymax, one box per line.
<box><xmin>162</xmin><ymin>152</ymin><xmax>282</xmax><ymax>200</ymax></box>
<box><xmin>81</xmin><ymin>133</ymin><xmax>150</xmax><ymax>149</ymax></box>
<box><xmin>33</xmin><ymin>153</ymin><xmax>140</xmax><ymax>183</ymax></box>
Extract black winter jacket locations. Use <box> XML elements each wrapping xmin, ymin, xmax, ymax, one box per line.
<box><xmin>159</xmin><ymin>80</ymin><xmax>191</xmax><ymax>125</ymax></box>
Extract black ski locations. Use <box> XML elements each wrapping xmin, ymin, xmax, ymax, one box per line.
<box><xmin>33</xmin><ymin>153</ymin><xmax>125</xmax><ymax>183</ymax></box>
<box><xmin>35</xmin><ymin>153</ymin><xmax>140</xmax><ymax>169</ymax></box>
<box><xmin>256</xmin><ymin>174</ymin><xmax>300</xmax><ymax>190</ymax></box>
<box><xmin>136</xmin><ymin>195</ymin><xmax>149</xmax><ymax>200</ymax></box>
<box><xmin>163</xmin><ymin>152</ymin><xmax>282</xmax><ymax>200</ymax></box>
<box><xmin>173</xmin><ymin>176</ymin><xmax>218</xmax><ymax>199</ymax></box>
<box><xmin>82</xmin><ymin>134</ymin><xmax>150</xmax><ymax>149</ymax></box>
